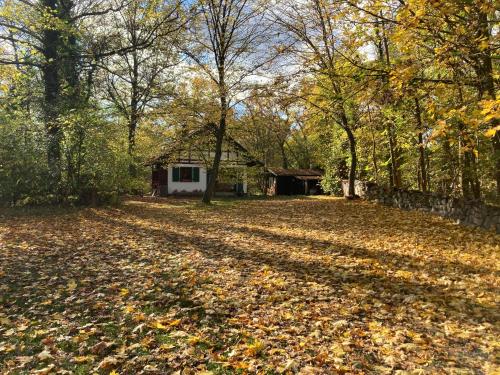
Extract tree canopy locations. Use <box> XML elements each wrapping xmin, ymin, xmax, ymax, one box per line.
<box><xmin>0</xmin><ymin>0</ymin><xmax>498</xmax><ymax>204</ymax></box>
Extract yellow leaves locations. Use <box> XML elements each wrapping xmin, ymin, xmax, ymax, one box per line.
<box><xmin>431</xmin><ymin>99</ymin><xmax>498</xmax><ymax>143</ymax></box>
<box><xmin>389</xmin><ymin>65</ymin><xmax>418</xmax><ymax>92</ymax></box>
<box><xmin>97</xmin><ymin>356</ymin><xmax>118</xmax><ymax>371</ymax></box>
<box><xmin>109</xmin><ymin>371</ymin><xmax>119</xmax><ymax>375</ymax></box>
<box><xmin>139</xmin><ymin>336</ymin><xmax>154</xmax><ymax>348</ymax></box>
<box><xmin>119</xmin><ymin>288</ymin><xmax>129</xmax><ymax>297</ymax></box>
<box><xmin>0</xmin><ymin>343</ymin><xmax>16</xmax><ymax>353</ymax></box>
<box><xmin>234</xmin><ymin>361</ymin><xmax>250</xmax><ymax>370</ymax></box>
<box><xmin>369</xmin><ymin>320</ymin><xmax>386</xmax><ymax>330</ymax></box>
<box><xmin>132</xmin><ymin>312</ymin><xmax>146</xmax><ymax>322</ymax></box>
<box><xmin>244</xmin><ymin>340</ymin><xmax>265</xmax><ymax>357</ymax></box>
<box><xmin>484</xmin><ymin>126</ymin><xmax>499</xmax><ymax>139</ymax></box>
<box><xmin>478</xmin><ymin>100</ymin><xmax>500</xmax><ymax>138</ymax></box>
<box><xmin>93</xmin><ymin>301</ymin><xmax>106</xmax><ymax>310</ymax></box>
<box><xmin>478</xmin><ymin>39</ymin><xmax>489</xmax><ymax>52</ymax></box>
<box><xmin>74</xmin><ymin>355</ymin><xmax>93</xmax><ymax>363</ymax></box>
<box><xmin>169</xmin><ymin>319</ymin><xmax>182</xmax><ymax>327</ymax></box>
<box><xmin>32</xmin><ymin>329</ymin><xmax>49</xmax><ymax>338</ymax></box>
<box><xmin>151</xmin><ymin>318</ymin><xmax>182</xmax><ymax>331</ymax></box>
<box><xmin>0</xmin><ymin>316</ymin><xmax>12</xmax><ymax>326</ymax></box>
<box><xmin>151</xmin><ymin>321</ymin><xmax>168</xmax><ymax>330</ymax></box>
<box><xmin>67</xmin><ymin>279</ymin><xmax>77</xmax><ymax>291</ymax></box>
<box><xmin>413</xmin><ymin>6</ymin><xmax>426</xmax><ymax>18</ymax></box>
<box><xmin>330</xmin><ymin>343</ymin><xmax>345</xmax><ymax>358</ymax></box>
<box><xmin>37</xmin><ymin>349</ymin><xmax>53</xmax><ymax>361</ymax></box>
<box><xmin>277</xmin><ymin>359</ymin><xmax>297</xmax><ymax>373</ymax></box>
<box><xmin>395</xmin><ymin>270</ymin><xmax>414</xmax><ymax>280</ymax></box>
<box><xmin>368</xmin><ymin>321</ymin><xmax>393</xmax><ymax>345</ymax></box>
<box><xmin>187</xmin><ymin>335</ymin><xmax>202</xmax><ymax>346</ymax></box>
<box><xmin>1</xmin><ymin>198</ymin><xmax>499</xmax><ymax>373</ymax></box>
<box><xmin>159</xmin><ymin>343</ymin><xmax>176</xmax><ymax>351</ymax></box>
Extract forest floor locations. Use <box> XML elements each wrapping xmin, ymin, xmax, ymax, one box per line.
<box><xmin>0</xmin><ymin>197</ymin><xmax>498</xmax><ymax>375</ymax></box>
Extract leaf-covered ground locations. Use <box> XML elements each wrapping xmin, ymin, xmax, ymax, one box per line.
<box><xmin>0</xmin><ymin>197</ymin><xmax>498</xmax><ymax>374</ymax></box>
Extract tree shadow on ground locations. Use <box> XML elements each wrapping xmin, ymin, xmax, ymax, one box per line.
<box><xmin>2</xmin><ymin>199</ymin><xmax>497</xmax><ymax>372</ymax></box>
<box><xmin>90</xmin><ymin>208</ymin><xmax>498</xmax><ymax>327</ymax></box>
<box><xmin>123</xmin><ymin>201</ymin><xmax>498</xmax><ymax>281</ymax></box>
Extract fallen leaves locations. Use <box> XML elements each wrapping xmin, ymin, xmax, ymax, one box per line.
<box><xmin>36</xmin><ymin>349</ymin><xmax>53</xmax><ymax>361</ymax></box>
<box><xmin>0</xmin><ymin>197</ymin><xmax>498</xmax><ymax>373</ymax></box>
<box><xmin>244</xmin><ymin>340</ymin><xmax>266</xmax><ymax>357</ymax></box>
<box><xmin>97</xmin><ymin>356</ymin><xmax>118</xmax><ymax>370</ymax></box>
<box><xmin>67</xmin><ymin>279</ymin><xmax>77</xmax><ymax>292</ymax></box>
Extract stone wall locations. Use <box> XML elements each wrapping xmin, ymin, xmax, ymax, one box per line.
<box><xmin>342</xmin><ymin>180</ymin><xmax>500</xmax><ymax>233</ymax></box>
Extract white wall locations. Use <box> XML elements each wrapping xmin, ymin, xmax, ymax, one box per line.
<box><xmin>168</xmin><ymin>164</ymin><xmax>207</xmax><ymax>194</ymax></box>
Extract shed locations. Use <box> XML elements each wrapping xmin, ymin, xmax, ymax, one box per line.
<box><xmin>267</xmin><ymin>168</ymin><xmax>324</xmax><ymax>196</ymax></box>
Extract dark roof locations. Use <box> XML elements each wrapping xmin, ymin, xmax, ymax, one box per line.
<box><xmin>267</xmin><ymin>168</ymin><xmax>323</xmax><ymax>177</ymax></box>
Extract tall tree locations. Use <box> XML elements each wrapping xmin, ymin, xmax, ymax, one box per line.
<box><xmin>103</xmin><ymin>0</ymin><xmax>184</xmax><ymax>176</ymax></box>
<box><xmin>185</xmin><ymin>0</ymin><xmax>269</xmax><ymax>204</ymax></box>
<box><xmin>272</xmin><ymin>0</ymin><xmax>364</xmax><ymax>197</ymax></box>
<box><xmin>0</xmin><ymin>0</ymin><xmax>129</xmax><ymax>194</ymax></box>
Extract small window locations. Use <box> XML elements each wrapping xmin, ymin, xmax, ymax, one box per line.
<box><xmin>172</xmin><ymin>167</ymin><xmax>200</xmax><ymax>182</ymax></box>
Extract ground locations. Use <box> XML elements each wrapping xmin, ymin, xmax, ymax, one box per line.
<box><xmin>0</xmin><ymin>197</ymin><xmax>498</xmax><ymax>375</ymax></box>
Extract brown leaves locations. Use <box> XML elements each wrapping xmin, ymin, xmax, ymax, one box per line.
<box><xmin>0</xmin><ymin>197</ymin><xmax>498</xmax><ymax>373</ymax></box>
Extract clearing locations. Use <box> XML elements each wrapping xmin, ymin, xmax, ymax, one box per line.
<box><xmin>0</xmin><ymin>197</ymin><xmax>498</xmax><ymax>374</ymax></box>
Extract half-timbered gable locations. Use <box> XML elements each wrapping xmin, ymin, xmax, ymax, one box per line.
<box><xmin>149</xmin><ymin>125</ymin><xmax>261</xmax><ymax>196</ymax></box>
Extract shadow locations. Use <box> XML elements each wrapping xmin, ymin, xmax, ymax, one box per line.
<box><xmin>123</xmin><ymin>201</ymin><xmax>498</xmax><ymax>281</ymax></box>
<box><xmin>88</xmin><ymin>208</ymin><xmax>499</xmax><ymax>326</ymax></box>
<box><xmin>2</xmin><ymin>199</ymin><xmax>498</xmax><ymax>372</ymax></box>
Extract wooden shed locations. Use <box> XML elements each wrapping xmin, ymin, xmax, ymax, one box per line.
<box><xmin>267</xmin><ymin>168</ymin><xmax>324</xmax><ymax>196</ymax></box>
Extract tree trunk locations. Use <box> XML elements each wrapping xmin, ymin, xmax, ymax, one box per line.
<box><xmin>387</xmin><ymin>123</ymin><xmax>401</xmax><ymax>188</ymax></box>
<box><xmin>60</xmin><ymin>3</ymin><xmax>82</xmax><ymax>194</ymax></box>
<box><xmin>456</xmin><ymin>81</ymin><xmax>481</xmax><ymax>200</ymax></box>
<box><xmin>415</xmin><ymin>98</ymin><xmax>428</xmax><ymax>192</ymax></box>
<box><xmin>475</xmin><ymin>7</ymin><xmax>498</xmax><ymax>198</ymax></box>
<box><xmin>460</xmin><ymin>132</ymin><xmax>481</xmax><ymax>200</ymax></box>
<box><xmin>341</xmin><ymin>112</ymin><xmax>357</xmax><ymax>197</ymax></box>
<box><xmin>346</xmin><ymin>128</ymin><xmax>357</xmax><ymax>197</ymax></box>
<box><xmin>471</xmin><ymin>151</ymin><xmax>481</xmax><ymax>199</ymax></box>
<box><xmin>202</xmin><ymin>117</ymin><xmax>225</xmax><ymax>204</ymax></box>
<box><xmin>463</xmin><ymin>151</ymin><xmax>474</xmax><ymax>199</ymax></box>
<box><xmin>128</xmin><ymin>50</ymin><xmax>140</xmax><ymax>177</ymax></box>
<box><xmin>280</xmin><ymin>143</ymin><xmax>289</xmax><ymax>169</ymax></box>
<box><xmin>203</xmin><ymin>89</ymin><xmax>227</xmax><ymax>204</ymax></box>
<box><xmin>42</xmin><ymin>0</ymin><xmax>62</xmax><ymax>194</ymax></box>
<box><xmin>368</xmin><ymin>110</ymin><xmax>379</xmax><ymax>183</ymax></box>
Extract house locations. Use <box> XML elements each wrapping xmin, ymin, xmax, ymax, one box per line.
<box><xmin>267</xmin><ymin>168</ymin><xmax>324</xmax><ymax>196</ymax></box>
<box><xmin>149</xmin><ymin>125</ymin><xmax>262</xmax><ymax>196</ymax></box>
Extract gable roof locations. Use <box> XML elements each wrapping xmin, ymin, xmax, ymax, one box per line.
<box><xmin>267</xmin><ymin>168</ymin><xmax>323</xmax><ymax>177</ymax></box>
<box><xmin>147</xmin><ymin>123</ymin><xmax>263</xmax><ymax>167</ymax></box>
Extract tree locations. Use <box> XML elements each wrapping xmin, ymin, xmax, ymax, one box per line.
<box><xmin>184</xmin><ymin>0</ymin><xmax>269</xmax><ymax>204</ymax></box>
<box><xmin>238</xmin><ymin>90</ymin><xmax>296</xmax><ymax>169</ymax></box>
<box><xmin>103</xmin><ymin>0</ymin><xmax>184</xmax><ymax>176</ymax></box>
<box><xmin>272</xmin><ymin>0</ymin><xmax>365</xmax><ymax>197</ymax></box>
<box><xmin>385</xmin><ymin>0</ymin><xmax>498</xmax><ymax>199</ymax></box>
<box><xmin>0</xmin><ymin>0</ymin><xmax>129</xmax><ymax>194</ymax></box>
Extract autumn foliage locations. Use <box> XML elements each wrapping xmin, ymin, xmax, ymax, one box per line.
<box><xmin>1</xmin><ymin>198</ymin><xmax>498</xmax><ymax>374</ymax></box>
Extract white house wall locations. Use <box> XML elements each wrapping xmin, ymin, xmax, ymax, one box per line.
<box><xmin>168</xmin><ymin>164</ymin><xmax>207</xmax><ymax>195</ymax></box>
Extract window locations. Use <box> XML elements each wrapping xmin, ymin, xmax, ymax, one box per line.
<box><xmin>172</xmin><ymin>167</ymin><xmax>200</xmax><ymax>182</ymax></box>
